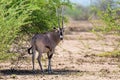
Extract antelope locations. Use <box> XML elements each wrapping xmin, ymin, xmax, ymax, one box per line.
<box><xmin>28</xmin><ymin>7</ymin><xmax>64</xmax><ymax>73</ymax></box>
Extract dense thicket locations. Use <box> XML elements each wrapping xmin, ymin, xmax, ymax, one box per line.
<box><xmin>0</xmin><ymin>0</ymin><xmax>71</xmax><ymax>53</ymax></box>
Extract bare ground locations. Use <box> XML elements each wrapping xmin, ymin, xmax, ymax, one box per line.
<box><xmin>0</xmin><ymin>21</ymin><xmax>120</xmax><ymax>80</ymax></box>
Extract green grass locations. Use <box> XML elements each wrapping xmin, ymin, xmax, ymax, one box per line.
<box><xmin>96</xmin><ymin>50</ymin><xmax>120</xmax><ymax>57</ymax></box>
<box><xmin>0</xmin><ymin>52</ymin><xmax>19</xmax><ymax>62</ymax></box>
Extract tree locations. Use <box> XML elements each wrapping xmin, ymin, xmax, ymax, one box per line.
<box><xmin>0</xmin><ymin>0</ymin><xmax>72</xmax><ymax>53</ymax></box>
<box><xmin>91</xmin><ymin>0</ymin><xmax>120</xmax><ymax>32</ymax></box>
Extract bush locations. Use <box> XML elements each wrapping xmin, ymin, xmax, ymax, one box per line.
<box><xmin>0</xmin><ymin>0</ymin><xmax>72</xmax><ymax>54</ymax></box>
<box><xmin>0</xmin><ymin>0</ymin><xmax>32</xmax><ymax>53</ymax></box>
<box><xmin>91</xmin><ymin>0</ymin><xmax>120</xmax><ymax>33</ymax></box>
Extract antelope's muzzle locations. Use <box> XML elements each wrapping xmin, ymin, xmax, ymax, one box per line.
<box><xmin>60</xmin><ymin>35</ymin><xmax>63</xmax><ymax>40</ymax></box>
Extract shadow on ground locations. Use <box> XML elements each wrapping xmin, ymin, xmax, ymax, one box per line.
<box><xmin>0</xmin><ymin>69</ymin><xmax>80</xmax><ymax>75</ymax></box>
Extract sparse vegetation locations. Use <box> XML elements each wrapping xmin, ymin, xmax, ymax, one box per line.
<box><xmin>90</xmin><ymin>0</ymin><xmax>120</xmax><ymax>57</ymax></box>
<box><xmin>65</xmin><ymin>4</ymin><xmax>91</xmax><ymax>20</ymax></box>
<box><xmin>91</xmin><ymin>0</ymin><xmax>120</xmax><ymax>32</ymax></box>
<box><xmin>96</xmin><ymin>50</ymin><xmax>120</xmax><ymax>57</ymax></box>
<box><xmin>0</xmin><ymin>53</ymin><xmax>18</xmax><ymax>62</ymax></box>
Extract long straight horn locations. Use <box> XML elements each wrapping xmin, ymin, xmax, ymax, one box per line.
<box><xmin>56</xmin><ymin>8</ymin><xmax>60</xmax><ymax>28</ymax></box>
<box><xmin>61</xmin><ymin>6</ymin><xmax>64</xmax><ymax>28</ymax></box>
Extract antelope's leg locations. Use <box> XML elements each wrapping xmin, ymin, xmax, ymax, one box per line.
<box><xmin>32</xmin><ymin>48</ymin><xmax>36</xmax><ymax>71</ymax></box>
<box><xmin>37</xmin><ymin>52</ymin><xmax>43</xmax><ymax>72</ymax></box>
<box><xmin>47</xmin><ymin>52</ymin><xmax>53</xmax><ymax>73</ymax></box>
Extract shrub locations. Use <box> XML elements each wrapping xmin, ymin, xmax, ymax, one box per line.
<box><xmin>0</xmin><ymin>0</ymin><xmax>71</xmax><ymax>54</ymax></box>
<box><xmin>91</xmin><ymin>0</ymin><xmax>120</xmax><ymax>33</ymax></box>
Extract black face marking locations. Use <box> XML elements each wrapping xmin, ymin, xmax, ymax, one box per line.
<box><xmin>58</xmin><ymin>28</ymin><xmax>64</xmax><ymax>40</ymax></box>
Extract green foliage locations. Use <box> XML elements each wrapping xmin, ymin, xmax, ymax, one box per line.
<box><xmin>0</xmin><ymin>0</ymin><xmax>72</xmax><ymax>54</ymax></box>
<box><xmin>91</xmin><ymin>0</ymin><xmax>120</xmax><ymax>57</ymax></box>
<box><xmin>91</xmin><ymin>0</ymin><xmax>120</xmax><ymax>32</ymax></box>
<box><xmin>97</xmin><ymin>50</ymin><xmax>120</xmax><ymax>57</ymax></box>
<box><xmin>65</xmin><ymin>5</ymin><xmax>81</xmax><ymax>20</ymax></box>
<box><xmin>65</xmin><ymin>4</ymin><xmax>91</xmax><ymax>20</ymax></box>
<box><xmin>0</xmin><ymin>52</ymin><xmax>18</xmax><ymax>62</ymax></box>
<box><xmin>0</xmin><ymin>0</ymin><xmax>33</xmax><ymax>53</ymax></box>
<box><xmin>22</xmin><ymin>0</ymin><xmax>72</xmax><ymax>34</ymax></box>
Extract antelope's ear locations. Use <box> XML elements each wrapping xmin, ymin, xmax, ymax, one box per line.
<box><xmin>53</xmin><ymin>27</ymin><xmax>58</xmax><ymax>32</ymax></box>
<box><xmin>54</xmin><ymin>28</ymin><xmax>60</xmax><ymax>32</ymax></box>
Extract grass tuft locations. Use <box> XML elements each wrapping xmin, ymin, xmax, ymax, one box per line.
<box><xmin>0</xmin><ymin>52</ymin><xmax>18</xmax><ymax>62</ymax></box>
<box><xmin>96</xmin><ymin>50</ymin><xmax>120</xmax><ymax>57</ymax></box>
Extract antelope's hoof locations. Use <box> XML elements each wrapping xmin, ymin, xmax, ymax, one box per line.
<box><xmin>32</xmin><ymin>69</ymin><xmax>36</xmax><ymax>73</ymax></box>
<box><xmin>48</xmin><ymin>70</ymin><xmax>53</xmax><ymax>74</ymax></box>
<box><xmin>41</xmin><ymin>70</ymin><xmax>45</xmax><ymax>73</ymax></box>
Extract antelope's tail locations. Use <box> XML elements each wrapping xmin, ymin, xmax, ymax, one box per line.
<box><xmin>28</xmin><ymin>46</ymin><xmax>32</xmax><ymax>54</ymax></box>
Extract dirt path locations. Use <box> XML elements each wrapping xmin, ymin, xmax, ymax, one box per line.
<box><xmin>0</xmin><ymin>21</ymin><xmax>120</xmax><ymax>80</ymax></box>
